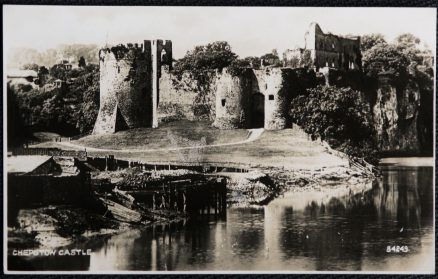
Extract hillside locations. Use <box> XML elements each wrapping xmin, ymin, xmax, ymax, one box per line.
<box><xmin>34</xmin><ymin>120</ymin><xmax>348</xmax><ymax>170</ymax></box>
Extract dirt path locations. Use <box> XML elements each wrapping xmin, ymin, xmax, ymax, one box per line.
<box><xmin>47</xmin><ymin>128</ymin><xmax>265</xmax><ymax>153</ymax></box>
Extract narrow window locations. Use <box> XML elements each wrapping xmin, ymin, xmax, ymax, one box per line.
<box><xmin>332</xmin><ymin>43</ymin><xmax>335</xmax><ymax>49</ymax></box>
<box><xmin>221</xmin><ymin>99</ymin><xmax>226</xmax><ymax>107</ymax></box>
<box><xmin>265</xmin><ymin>84</ymin><xmax>268</xmax><ymax>90</ymax></box>
<box><xmin>117</xmin><ymin>66</ymin><xmax>120</xmax><ymax>73</ymax></box>
<box><xmin>332</xmin><ymin>62</ymin><xmax>335</xmax><ymax>68</ymax></box>
<box><xmin>269</xmin><ymin>95</ymin><xmax>274</xmax><ymax>101</ymax></box>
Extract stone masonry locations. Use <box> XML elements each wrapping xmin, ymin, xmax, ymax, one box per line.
<box><xmin>93</xmin><ymin>40</ymin><xmax>172</xmax><ymax>134</ymax></box>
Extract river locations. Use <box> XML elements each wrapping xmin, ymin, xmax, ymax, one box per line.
<box><xmin>8</xmin><ymin>159</ymin><xmax>435</xmax><ymax>273</ymax></box>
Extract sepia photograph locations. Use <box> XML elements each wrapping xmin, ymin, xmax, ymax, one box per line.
<box><xmin>3</xmin><ymin>4</ymin><xmax>436</xmax><ymax>274</ymax></box>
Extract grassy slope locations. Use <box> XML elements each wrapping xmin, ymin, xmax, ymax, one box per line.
<box><xmin>36</xmin><ymin>120</ymin><xmax>347</xmax><ymax>170</ymax></box>
<box><xmin>75</xmin><ymin>120</ymin><xmax>249</xmax><ymax>150</ymax></box>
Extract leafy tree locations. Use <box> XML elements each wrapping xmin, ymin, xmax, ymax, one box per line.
<box><xmin>362</xmin><ymin>43</ymin><xmax>409</xmax><ymax>77</ymax></box>
<box><xmin>360</xmin><ymin>34</ymin><xmax>387</xmax><ymax>52</ymax></box>
<box><xmin>174</xmin><ymin>41</ymin><xmax>237</xmax><ymax>77</ymax></box>
<box><xmin>394</xmin><ymin>33</ymin><xmax>421</xmax><ymax>47</ymax></box>
<box><xmin>290</xmin><ymin>85</ymin><xmax>378</xmax><ymax>164</ymax></box>
<box><xmin>13</xmin><ymin>63</ymin><xmax>100</xmax><ymax>136</ymax></box>
<box><xmin>36</xmin><ymin>66</ymin><xmax>49</xmax><ymax>86</ymax></box>
<box><xmin>7</xmin><ymin>84</ymin><xmax>29</xmax><ymax>147</ymax></box>
<box><xmin>394</xmin><ymin>33</ymin><xmax>426</xmax><ymax>68</ymax></box>
<box><xmin>362</xmin><ymin>32</ymin><xmax>432</xmax><ymax>79</ymax></box>
<box><xmin>38</xmin><ymin>66</ymin><xmax>49</xmax><ymax>75</ymax></box>
<box><xmin>260</xmin><ymin>50</ymin><xmax>282</xmax><ymax>67</ymax></box>
<box><xmin>50</xmin><ymin>64</ymin><xmax>68</xmax><ymax>80</ymax></box>
<box><xmin>72</xmin><ymin>65</ymin><xmax>100</xmax><ymax>133</ymax></box>
<box><xmin>78</xmin><ymin>56</ymin><xmax>86</xmax><ymax>68</ymax></box>
<box><xmin>232</xmin><ymin>56</ymin><xmax>261</xmax><ymax>69</ymax></box>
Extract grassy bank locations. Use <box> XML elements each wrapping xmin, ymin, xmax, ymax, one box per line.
<box><xmin>76</xmin><ymin>120</ymin><xmax>248</xmax><ymax>150</ymax></box>
<box><xmin>35</xmin><ymin>121</ymin><xmax>348</xmax><ymax>170</ymax></box>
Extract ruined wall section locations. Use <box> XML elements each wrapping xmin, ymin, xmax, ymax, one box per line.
<box><xmin>253</xmin><ymin>68</ymin><xmax>295</xmax><ymax>130</ymax></box>
<box><xmin>373</xmin><ymin>73</ymin><xmax>422</xmax><ymax>153</ymax></box>
<box><xmin>93</xmin><ymin>44</ymin><xmax>152</xmax><ymax>134</ymax></box>
<box><xmin>213</xmin><ymin>69</ymin><xmax>252</xmax><ymax>129</ymax></box>
<box><xmin>158</xmin><ymin>68</ymin><xmax>199</xmax><ymax>122</ymax></box>
<box><xmin>303</xmin><ymin>22</ymin><xmax>361</xmax><ymax>72</ymax></box>
<box><xmin>213</xmin><ymin>68</ymin><xmax>298</xmax><ymax>130</ymax></box>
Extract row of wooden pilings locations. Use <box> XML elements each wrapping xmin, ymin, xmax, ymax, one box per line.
<box><xmin>87</xmin><ymin>156</ymin><xmax>249</xmax><ymax>174</ymax></box>
<box><xmin>125</xmin><ymin>177</ymin><xmax>228</xmax><ymax>219</ymax></box>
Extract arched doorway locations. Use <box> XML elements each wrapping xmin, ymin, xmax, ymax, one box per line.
<box><xmin>250</xmin><ymin>93</ymin><xmax>265</xmax><ymax>128</ymax></box>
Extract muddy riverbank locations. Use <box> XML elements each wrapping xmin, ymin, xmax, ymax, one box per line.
<box><xmin>8</xmin><ymin>157</ymin><xmax>375</xmax><ymax>251</ymax></box>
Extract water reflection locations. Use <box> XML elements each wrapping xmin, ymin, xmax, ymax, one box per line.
<box><xmin>11</xmin><ymin>166</ymin><xmax>434</xmax><ymax>272</ymax></box>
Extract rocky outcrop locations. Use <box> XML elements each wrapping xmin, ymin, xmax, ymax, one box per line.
<box><xmin>372</xmin><ymin>72</ymin><xmax>427</xmax><ymax>154</ymax></box>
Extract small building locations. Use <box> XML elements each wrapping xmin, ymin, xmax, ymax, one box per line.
<box><xmin>7</xmin><ymin>69</ymin><xmax>39</xmax><ymax>90</ymax></box>
<box><xmin>54</xmin><ymin>79</ymin><xmax>65</xmax><ymax>88</ymax></box>
<box><xmin>7</xmin><ymin>155</ymin><xmax>92</xmax><ymax>225</ymax></box>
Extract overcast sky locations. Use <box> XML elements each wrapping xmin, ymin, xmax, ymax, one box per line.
<box><xmin>3</xmin><ymin>6</ymin><xmax>436</xmax><ymax>59</ymax></box>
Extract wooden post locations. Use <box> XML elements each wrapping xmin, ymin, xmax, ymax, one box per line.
<box><xmin>183</xmin><ymin>191</ymin><xmax>186</xmax><ymax>213</ymax></box>
<box><xmin>214</xmin><ymin>191</ymin><xmax>218</xmax><ymax>215</ymax></box>
<box><xmin>152</xmin><ymin>193</ymin><xmax>156</xmax><ymax>210</ymax></box>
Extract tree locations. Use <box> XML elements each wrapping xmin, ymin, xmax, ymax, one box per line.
<box><xmin>78</xmin><ymin>56</ymin><xmax>86</xmax><ymax>68</ymax></box>
<box><xmin>260</xmin><ymin>50</ymin><xmax>282</xmax><ymax>67</ymax></box>
<box><xmin>173</xmin><ymin>41</ymin><xmax>238</xmax><ymax>76</ymax></box>
<box><xmin>50</xmin><ymin>64</ymin><xmax>68</xmax><ymax>80</ymax></box>
<box><xmin>7</xmin><ymin>84</ymin><xmax>29</xmax><ymax>147</ymax></box>
<box><xmin>394</xmin><ymin>33</ymin><xmax>425</xmax><ymax>66</ymax></box>
<box><xmin>290</xmin><ymin>85</ymin><xmax>378</xmax><ymax>164</ymax></box>
<box><xmin>233</xmin><ymin>56</ymin><xmax>261</xmax><ymax>69</ymax></box>
<box><xmin>360</xmin><ymin>33</ymin><xmax>387</xmax><ymax>52</ymax></box>
<box><xmin>394</xmin><ymin>33</ymin><xmax>421</xmax><ymax>47</ymax></box>
<box><xmin>362</xmin><ymin>43</ymin><xmax>409</xmax><ymax>77</ymax></box>
<box><xmin>36</xmin><ymin>66</ymin><xmax>49</xmax><ymax>86</ymax></box>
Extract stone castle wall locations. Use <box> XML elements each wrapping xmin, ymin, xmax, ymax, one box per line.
<box><xmin>284</xmin><ymin>22</ymin><xmax>361</xmax><ymax>72</ymax></box>
<box><xmin>213</xmin><ymin>69</ymin><xmax>252</xmax><ymax>129</ymax></box>
<box><xmin>308</xmin><ymin>22</ymin><xmax>361</xmax><ymax>71</ymax></box>
<box><xmin>158</xmin><ymin>69</ymin><xmax>199</xmax><ymax>122</ymax></box>
<box><xmin>93</xmin><ymin>45</ymin><xmax>152</xmax><ymax>134</ymax></box>
<box><xmin>94</xmin><ymin>40</ymin><xmax>172</xmax><ymax>134</ymax></box>
<box><xmin>212</xmin><ymin>68</ymin><xmax>306</xmax><ymax>130</ymax></box>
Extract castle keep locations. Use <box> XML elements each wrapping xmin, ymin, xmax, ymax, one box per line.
<box><xmin>94</xmin><ymin>23</ymin><xmax>362</xmax><ymax>133</ymax></box>
<box><xmin>283</xmin><ymin>23</ymin><xmax>361</xmax><ymax>72</ymax></box>
<box><xmin>93</xmin><ymin>40</ymin><xmax>172</xmax><ymax>134</ymax></box>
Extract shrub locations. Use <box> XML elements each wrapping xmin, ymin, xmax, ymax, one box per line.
<box><xmin>290</xmin><ymin>85</ymin><xmax>379</xmax><ymax>164</ymax></box>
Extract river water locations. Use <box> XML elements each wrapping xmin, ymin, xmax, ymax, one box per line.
<box><xmin>9</xmin><ymin>160</ymin><xmax>435</xmax><ymax>272</ymax></box>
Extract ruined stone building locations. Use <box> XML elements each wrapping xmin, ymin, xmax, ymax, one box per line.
<box><xmin>93</xmin><ymin>23</ymin><xmax>361</xmax><ymax>133</ymax></box>
<box><xmin>283</xmin><ymin>22</ymin><xmax>362</xmax><ymax>72</ymax></box>
<box><xmin>93</xmin><ymin>40</ymin><xmax>172</xmax><ymax>134</ymax></box>
<box><xmin>213</xmin><ymin>68</ymin><xmax>304</xmax><ymax>130</ymax></box>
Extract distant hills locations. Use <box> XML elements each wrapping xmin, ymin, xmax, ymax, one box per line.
<box><xmin>7</xmin><ymin>44</ymin><xmax>100</xmax><ymax>69</ymax></box>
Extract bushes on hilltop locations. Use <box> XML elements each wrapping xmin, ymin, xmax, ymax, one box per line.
<box><xmin>290</xmin><ymin>85</ymin><xmax>379</xmax><ymax>165</ymax></box>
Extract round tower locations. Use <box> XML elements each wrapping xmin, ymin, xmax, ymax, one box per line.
<box><xmin>93</xmin><ymin>44</ymin><xmax>153</xmax><ymax>134</ymax></box>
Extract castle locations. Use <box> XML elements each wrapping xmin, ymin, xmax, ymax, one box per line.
<box><xmin>93</xmin><ymin>40</ymin><xmax>172</xmax><ymax>134</ymax></box>
<box><xmin>93</xmin><ymin>23</ymin><xmax>361</xmax><ymax>134</ymax></box>
<box><xmin>283</xmin><ymin>22</ymin><xmax>361</xmax><ymax>71</ymax></box>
